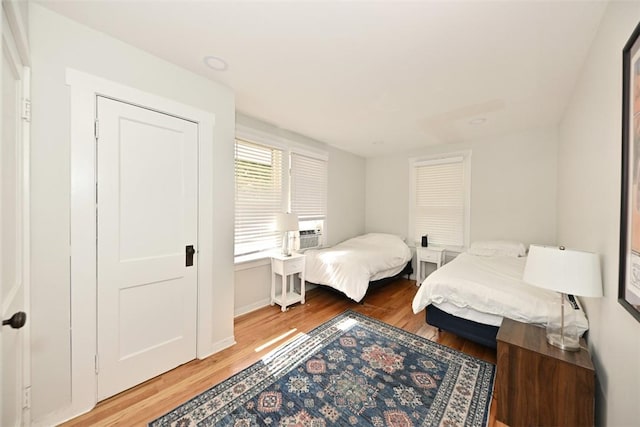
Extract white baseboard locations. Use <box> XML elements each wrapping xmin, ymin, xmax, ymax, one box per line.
<box><xmin>199</xmin><ymin>336</ymin><xmax>236</xmax><ymax>360</ymax></box>
<box><xmin>234</xmin><ymin>298</ymin><xmax>271</xmax><ymax>318</ymax></box>
<box><xmin>32</xmin><ymin>403</ymin><xmax>94</xmax><ymax>427</ymax></box>
<box><xmin>233</xmin><ymin>284</ymin><xmax>319</xmax><ymax>318</ymax></box>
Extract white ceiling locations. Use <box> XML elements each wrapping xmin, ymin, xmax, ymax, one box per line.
<box><xmin>37</xmin><ymin>0</ymin><xmax>608</xmax><ymax>158</ymax></box>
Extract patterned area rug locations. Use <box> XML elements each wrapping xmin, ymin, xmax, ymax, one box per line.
<box><xmin>150</xmin><ymin>311</ymin><xmax>495</xmax><ymax>427</ymax></box>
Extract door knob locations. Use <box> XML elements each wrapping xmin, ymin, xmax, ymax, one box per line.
<box><xmin>2</xmin><ymin>311</ymin><xmax>26</xmax><ymax>329</ymax></box>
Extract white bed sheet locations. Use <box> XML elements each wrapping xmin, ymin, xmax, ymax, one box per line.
<box><xmin>412</xmin><ymin>252</ymin><xmax>589</xmax><ymax>335</ymax></box>
<box><xmin>431</xmin><ymin>301</ymin><xmax>504</xmax><ymax>327</ymax></box>
<box><xmin>304</xmin><ymin>233</ymin><xmax>412</xmax><ymax>302</ymax></box>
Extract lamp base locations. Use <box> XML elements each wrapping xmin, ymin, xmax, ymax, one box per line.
<box><xmin>281</xmin><ymin>232</ymin><xmax>292</xmax><ymax>257</ymax></box>
<box><xmin>546</xmin><ymin>332</ymin><xmax>580</xmax><ymax>352</ymax></box>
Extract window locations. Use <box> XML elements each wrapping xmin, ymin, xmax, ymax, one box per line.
<box><xmin>234</xmin><ymin>133</ymin><xmax>328</xmax><ymax>258</ymax></box>
<box><xmin>291</xmin><ymin>152</ymin><xmax>328</xmax><ymax>249</ymax></box>
<box><xmin>234</xmin><ymin>139</ymin><xmax>284</xmax><ymax>256</ymax></box>
<box><xmin>291</xmin><ymin>152</ymin><xmax>328</xmax><ymax>232</ymax></box>
<box><xmin>409</xmin><ymin>153</ymin><xmax>471</xmax><ymax>248</ymax></box>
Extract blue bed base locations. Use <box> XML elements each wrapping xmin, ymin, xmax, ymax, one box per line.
<box><xmin>426</xmin><ymin>304</ymin><xmax>499</xmax><ymax>349</ymax></box>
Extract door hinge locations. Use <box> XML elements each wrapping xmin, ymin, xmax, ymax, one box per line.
<box><xmin>22</xmin><ymin>98</ymin><xmax>31</xmax><ymax>122</ymax></box>
<box><xmin>95</xmin><ymin>354</ymin><xmax>99</xmax><ymax>374</ymax></box>
<box><xmin>94</xmin><ymin>119</ymin><xmax>99</xmax><ymax>140</ymax></box>
<box><xmin>23</xmin><ymin>386</ymin><xmax>31</xmax><ymax>409</ymax></box>
<box><xmin>95</xmin><ymin>182</ymin><xmax>99</xmax><ymax>244</ymax></box>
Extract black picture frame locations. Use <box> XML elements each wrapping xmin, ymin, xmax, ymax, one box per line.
<box><xmin>619</xmin><ymin>22</ymin><xmax>640</xmax><ymax>322</ymax></box>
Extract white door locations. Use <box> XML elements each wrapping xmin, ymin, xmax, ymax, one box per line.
<box><xmin>96</xmin><ymin>96</ymin><xmax>198</xmax><ymax>401</ymax></box>
<box><xmin>1</xmin><ymin>6</ymin><xmax>30</xmax><ymax>426</ymax></box>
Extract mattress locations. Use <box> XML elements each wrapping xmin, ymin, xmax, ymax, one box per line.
<box><xmin>412</xmin><ymin>252</ymin><xmax>589</xmax><ymax>335</ymax></box>
<box><xmin>431</xmin><ymin>301</ymin><xmax>503</xmax><ymax>327</ymax></box>
<box><xmin>304</xmin><ymin>233</ymin><xmax>412</xmax><ymax>302</ymax></box>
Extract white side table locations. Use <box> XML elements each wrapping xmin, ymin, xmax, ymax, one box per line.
<box><xmin>415</xmin><ymin>246</ymin><xmax>445</xmax><ymax>285</ymax></box>
<box><xmin>270</xmin><ymin>253</ymin><xmax>305</xmax><ymax>312</ymax></box>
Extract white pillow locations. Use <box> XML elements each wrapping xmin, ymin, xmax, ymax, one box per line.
<box><xmin>359</xmin><ymin>233</ymin><xmax>406</xmax><ymax>243</ymax></box>
<box><xmin>467</xmin><ymin>240</ymin><xmax>527</xmax><ymax>257</ymax></box>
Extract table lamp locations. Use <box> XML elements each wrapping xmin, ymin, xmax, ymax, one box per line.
<box><xmin>276</xmin><ymin>212</ymin><xmax>299</xmax><ymax>257</ymax></box>
<box><xmin>523</xmin><ymin>245</ymin><xmax>602</xmax><ymax>351</ymax></box>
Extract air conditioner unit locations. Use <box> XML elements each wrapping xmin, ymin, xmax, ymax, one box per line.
<box><xmin>299</xmin><ymin>230</ymin><xmax>322</xmax><ymax>250</ymax></box>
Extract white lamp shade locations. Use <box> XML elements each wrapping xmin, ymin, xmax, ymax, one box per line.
<box><xmin>276</xmin><ymin>212</ymin><xmax>299</xmax><ymax>232</ymax></box>
<box><xmin>523</xmin><ymin>245</ymin><xmax>603</xmax><ymax>297</ymax></box>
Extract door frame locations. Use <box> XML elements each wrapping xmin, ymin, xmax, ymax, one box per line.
<box><xmin>66</xmin><ymin>69</ymin><xmax>218</xmax><ymax>418</ymax></box>
<box><xmin>1</xmin><ymin>1</ymin><xmax>31</xmax><ymax>425</ymax></box>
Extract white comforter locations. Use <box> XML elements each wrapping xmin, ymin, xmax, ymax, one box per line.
<box><xmin>412</xmin><ymin>252</ymin><xmax>589</xmax><ymax>335</ymax></box>
<box><xmin>304</xmin><ymin>233</ymin><xmax>412</xmax><ymax>302</ymax></box>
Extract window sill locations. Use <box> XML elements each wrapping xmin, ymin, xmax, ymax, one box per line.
<box><xmin>234</xmin><ymin>249</ymin><xmax>311</xmax><ymax>271</ymax></box>
<box><xmin>234</xmin><ymin>252</ymin><xmax>273</xmax><ymax>271</ymax></box>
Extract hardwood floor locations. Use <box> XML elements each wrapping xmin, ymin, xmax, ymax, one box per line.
<box><xmin>62</xmin><ymin>279</ymin><xmax>499</xmax><ymax>426</ymax></box>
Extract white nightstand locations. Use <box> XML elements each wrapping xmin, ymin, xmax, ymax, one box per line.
<box><xmin>415</xmin><ymin>246</ymin><xmax>445</xmax><ymax>285</ymax></box>
<box><xmin>270</xmin><ymin>253</ymin><xmax>306</xmax><ymax>312</ymax></box>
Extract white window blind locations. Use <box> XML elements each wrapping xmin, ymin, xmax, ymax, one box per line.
<box><xmin>290</xmin><ymin>153</ymin><xmax>328</xmax><ymax>221</ymax></box>
<box><xmin>234</xmin><ymin>139</ymin><xmax>284</xmax><ymax>256</ymax></box>
<box><xmin>413</xmin><ymin>157</ymin><xmax>466</xmax><ymax>247</ymax></box>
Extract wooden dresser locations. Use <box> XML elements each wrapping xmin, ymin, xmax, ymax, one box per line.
<box><xmin>496</xmin><ymin>318</ymin><xmax>595</xmax><ymax>426</ymax></box>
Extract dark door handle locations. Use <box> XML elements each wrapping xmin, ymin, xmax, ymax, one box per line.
<box><xmin>3</xmin><ymin>312</ymin><xmax>26</xmax><ymax>329</ymax></box>
<box><xmin>186</xmin><ymin>245</ymin><xmax>195</xmax><ymax>267</ymax></box>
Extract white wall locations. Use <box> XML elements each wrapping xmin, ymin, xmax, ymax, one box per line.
<box><xmin>29</xmin><ymin>4</ymin><xmax>235</xmax><ymax>422</ymax></box>
<box><xmin>557</xmin><ymin>1</ymin><xmax>640</xmax><ymax>425</ymax></box>
<box><xmin>233</xmin><ymin>114</ymin><xmax>366</xmax><ymax>316</ymax></box>
<box><xmin>366</xmin><ymin>126</ymin><xmax>558</xmax><ymax>247</ymax></box>
<box><xmin>326</xmin><ymin>146</ymin><xmax>366</xmax><ymax>245</ymax></box>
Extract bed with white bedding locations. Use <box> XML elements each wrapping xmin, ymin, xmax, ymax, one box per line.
<box><xmin>412</xmin><ymin>248</ymin><xmax>589</xmax><ymax>348</ymax></box>
<box><xmin>304</xmin><ymin>233</ymin><xmax>412</xmax><ymax>302</ymax></box>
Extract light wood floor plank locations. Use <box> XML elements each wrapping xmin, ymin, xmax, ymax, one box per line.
<box><xmin>62</xmin><ymin>279</ymin><xmax>498</xmax><ymax>426</ymax></box>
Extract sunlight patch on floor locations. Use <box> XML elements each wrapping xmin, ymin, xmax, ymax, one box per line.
<box><xmin>255</xmin><ymin>328</ymin><xmax>298</xmax><ymax>353</ymax></box>
<box><xmin>260</xmin><ymin>331</ymin><xmax>311</xmax><ymax>368</ymax></box>
<box><xmin>335</xmin><ymin>317</ymin><xmax>358</xmax><ymax>330</ymax></box>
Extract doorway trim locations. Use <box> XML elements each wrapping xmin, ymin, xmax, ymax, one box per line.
<box><xmin>66</xmin><ymin>69</ymin><xmax>217</xmax><ymax>418</ymax></box>
<box><xmin>1</xmin><ymin>1</ymin><xmax>31</xmax><ymax>425</ymax></box>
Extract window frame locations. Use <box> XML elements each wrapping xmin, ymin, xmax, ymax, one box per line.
<box><xmin>290</xmin><ymin>150</ymin><xmax>329</xmax><ymax>238</ymax></box>
<box><xmin>234</xmin><ymin>138</ymin><xmax>286</xmax><ymax>258</ymax></box>
<box><xmin>408</xmin><ymin>151</ymin><xmax>472</xmax><ymax>250</ymax></box>
<box><xmin>234</xmin><ymin>125</ymin><xmax>328</xmax><ymax>265</ymax></box>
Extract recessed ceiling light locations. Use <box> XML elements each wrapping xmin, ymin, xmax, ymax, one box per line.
<box><xmin>469</xmin><ymin>118</ymin><xmax>487</xmax><ymax>125</ymax></box>
<box><xmin>203</xmin><ymin>55</ymin><xmax>228</xmax><ymax>71</ymax></box>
